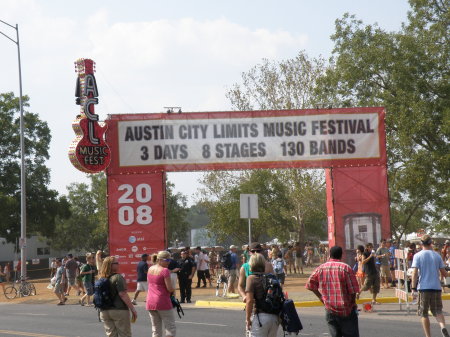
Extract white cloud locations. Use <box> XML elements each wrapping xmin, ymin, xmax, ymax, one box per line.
<box><xmin>1</xmin><ymin>2</ymin><xmax>308</xmax><ymax>196</ymax></box>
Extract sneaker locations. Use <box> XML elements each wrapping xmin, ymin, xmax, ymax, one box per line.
<box><xmin>187</xmin><ymin>300</ymin><xmax>191</xmax><ymax>303</ymax></box>
<box><xmin>57</xmin><ymin>302</ymin><xmax>65</xmax><ymax>306</ymax></box>
<box><xmin>442</xmin><ymin>328</ymin><xmax>450</xmax><ymax>337</ymax></box>
<box><xmin>131</xmin><ymin>300</ymin><xmax>137</xmax><ymax>305</ymax></box>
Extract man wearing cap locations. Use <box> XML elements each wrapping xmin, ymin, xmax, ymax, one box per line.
<box><xmin>224</xmin><ymin>245</ymin><xmax>238</xmax><ymax>293</ymax></box>
<box><xmin>238</xmin><ymin>242</ymin><xmax>274</xmax><ymax>301</ymax></box>
<box><xmin>411</xmin><ymin>234</ymin><xmax>449</xmax><ymax>337</ymax></box>
<box><xmin>132</xmin><ymin>254</ymin><xmax>149</xmax><ymax>305</ymax></box>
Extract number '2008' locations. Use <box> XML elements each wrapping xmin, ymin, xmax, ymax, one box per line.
<box><xmin>117</xmin><ymin>184</ymin><xmax>153</xmax><ymax>225</ymax></box>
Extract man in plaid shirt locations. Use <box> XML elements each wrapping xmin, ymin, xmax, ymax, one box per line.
<box><xmin>306</xmin><ymin>246</ymin><xmax>360</xmax><ymax>337</ymax></box>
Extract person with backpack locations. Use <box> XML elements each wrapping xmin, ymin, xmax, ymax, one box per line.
<box><xmin>238</xmin><ymin>242</ymin><xmax>274</xmax><ymax>302</ymax></box>
<box><xmin>306</xmin><ymin>246</ymin><xmax>360</xmax><ymax>337</ymax></box>
<box><xmin>97</xmin><ymin>256</ymin><xmax>137</xmax><ymax>337</ymax></box>
<box><xmin>272</xmin><ymin>252</ymin><xmax>286</xmax><ymax>285</ymax></box>
<box><xmin>146</xmin><ymin>251</ymin><xmax>176</xmax><ymax>337</ymax></box>
<box><xmin>245</xmin><ymin>253</ymin><xmax>281</xmax><ymax>337</ymax></box>
<box><xmin>223</xmin><ymin>245</ymin><xmax>238</xmax><ymax>294</ymax></box>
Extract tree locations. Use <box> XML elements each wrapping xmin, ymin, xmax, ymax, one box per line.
<box><xmin>278</xmin><ymin>169</ymin><xmax>327</xmax><ymax>242</ymax></box>
<box><xmin>223</xmin><ymin>51</ymin><xmax>329</xmax><ymax>244</ymax></box>
<box><xmin>166</xmin><ymin>181</ymin><xmax>190</xmax><ymax>245</ymax></box>
<box><xmin>316</xmin><ymin>0</ymin><xmax>449</xmax><ymax>235</ymax></box>
<box><xmin>0</xmin><ymin>92</ymin><xmax>69</xmax><ymax>242</ymax></box>
<box><xmin>49</xmin><ymin>173</ymin><xmax>108</xmax><ymax>252</ymax></box>
<box><xmin>200</xmin><ymin>170</ymin><xmax>294</xmax><ymax>244</ymax></box>
<box><xmin>226</xmin><ymin>51</ymin><xmax>327</xmax><ymax>110</ymax></box>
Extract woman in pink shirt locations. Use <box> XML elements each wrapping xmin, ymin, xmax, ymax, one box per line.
<box><xmin>146</xmin><ymin>251</ymin><xmax>176</xmax><ymax>337</ymax></box>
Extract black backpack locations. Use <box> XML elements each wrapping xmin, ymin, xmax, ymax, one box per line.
<box><xmin>280</xmin><ymin>299</ymin><xmax>303</xmax><ymax>335</ymax></box>
<box><xmin>221</xmin><ymin>252</ymin><xmax>232</xmax><ymax>269</ymax></box>
<box><xmin>255</xmin><ymin>273</ymin><xmax>284</xmax><ymax>315</ymax></box>
<box><xmin>93</xmin><ymin>277</ymin><xmax>115</xmax><ymax>310</ymax></box>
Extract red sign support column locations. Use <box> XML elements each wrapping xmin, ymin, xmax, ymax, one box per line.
<box><xmin>326</xmin><ymin>166</ymin><xmax>391</xmax><ymax>264</ymax></box>
<box><xmin>107</xmin><ymin>172</ymin><xmax>166</xmax><ymax>290</ymax></box>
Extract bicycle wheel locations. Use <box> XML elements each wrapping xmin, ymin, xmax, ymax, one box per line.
<box><xmin>4</xmin><ymin>286</ymin><xmax>17</xmax><ymax>299</ymax></box>
<box><xmin>20</xmin><ymin>284</ymin><xmax>30</xmax><ymax>297</ymax></box>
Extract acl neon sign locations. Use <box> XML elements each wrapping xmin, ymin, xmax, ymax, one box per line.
<box><xmin>69</xmin><ymin>58</ymin><xmax>111</xmax><ymax>173</ymax></box>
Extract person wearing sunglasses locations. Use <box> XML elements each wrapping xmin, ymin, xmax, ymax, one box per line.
<box><xmin>238</xmin><ymin>242</ymin><xmax>274</xmax><ymax>302</ymax></box>
<box><xmin>98</xmin><ymin>256</ymin><xmax>137</xmax><ymax>337</ymax></box>
<box><xmin>146</xmin><ymin>251</ymin><xmax>176</xmax><ymax>337</ymax></box>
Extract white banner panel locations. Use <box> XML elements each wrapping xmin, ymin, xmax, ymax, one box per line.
<box><xmin>117</xmin><ymin>112</ymin><xmax>380</xmax><ymax>168</ymax></box>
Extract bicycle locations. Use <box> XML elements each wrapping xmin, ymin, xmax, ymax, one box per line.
<box><xmin>4</xmin><ymin>278</ymin><xmax>36</xmax><ymax>299</ymax></box>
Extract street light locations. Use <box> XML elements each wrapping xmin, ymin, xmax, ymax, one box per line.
<box><xmin>0</xmin><ymin>19</ymin><xmax>27</xmax><ymax>280</ymax></box>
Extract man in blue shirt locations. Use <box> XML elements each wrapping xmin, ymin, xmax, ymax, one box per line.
<box><xmin>411</xmin><ymin>234</ymin><xmax>449</xmax><ymax>337</ymax></box>
<box><xmin>132</xmin><ymin>254</ymin><xmax>149</xmax><ymax>305</ymax></box>
<box><xmin>225</xmin><ymin>245</ymin><xmax>238</xmax><ymax>294</ymax></box>
<box><xmin>386</xmin><ymin>239</ymin><xmax>397</xmax><ymax>287</ymax></box>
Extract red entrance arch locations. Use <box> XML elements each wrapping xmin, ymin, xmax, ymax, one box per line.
<box><xmin>103</xmin><ymin>107</ymin><xmax>390</xmax><ymax>288</ymax></box>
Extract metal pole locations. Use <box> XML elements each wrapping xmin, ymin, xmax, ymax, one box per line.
<box><xmin>0</xmin><ymin>20</ymin><xmax>26</xmax><ymax>279</ymax></box>
<box><xmin>247</xmin><ymin>197</ymin><xmax>251</xmax><ymax>246</ymax></box>
<box><xmin>16</xmin><ymin>24</ymin><xmax>27</xmax><ymax>280</ymax></box>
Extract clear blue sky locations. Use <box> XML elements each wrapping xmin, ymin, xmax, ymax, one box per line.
<box><xmin>0</xmin><ymin>0</ymin><xmax>410</xmax><ymax>204</ymax></box>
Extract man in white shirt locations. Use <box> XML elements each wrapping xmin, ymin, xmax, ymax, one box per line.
<box><xmin>195</xmin><ymin>246</ymin><xmax>208</xmax><ymax>288</ymax></box>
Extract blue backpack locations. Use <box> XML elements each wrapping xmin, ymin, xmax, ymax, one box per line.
<box><xmin>93</xmin><ymin>277</ymin><xmax>115</xmax><ymax>310</ymax></box>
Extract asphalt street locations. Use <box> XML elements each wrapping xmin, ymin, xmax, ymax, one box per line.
<box><xmin>0</xmin><ymin>302</ymin><xmax>447</xmax><ymax>337</ymax></box>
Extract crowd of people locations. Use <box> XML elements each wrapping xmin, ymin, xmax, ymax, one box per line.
<box><xmin>6</xmin><ymin>236</ymin><xmax>447</xmax><ymax>337</ymax></box>
<box><xmin>50</xmin><ymin>251</ymin><xmax>103</xmax><ymax>306</ymax></box>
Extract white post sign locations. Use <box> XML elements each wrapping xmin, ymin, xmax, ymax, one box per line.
<box><xmin>240</xmin><ymin>194</ymin><xmax>258</xmax><ymax>246</ymax></box>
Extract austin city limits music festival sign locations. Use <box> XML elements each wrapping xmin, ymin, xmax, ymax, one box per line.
<box><xmin>107</xmin><ymin>107</ymin><xmax>386</xmax><ymax>174</ymax></box>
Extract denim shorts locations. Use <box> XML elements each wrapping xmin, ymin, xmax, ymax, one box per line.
<box><xmin>84</xmin><ymin>282</ymin><xmax>94</xmax><ymax>296</ymax></box>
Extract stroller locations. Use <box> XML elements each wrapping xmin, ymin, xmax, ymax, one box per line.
<box><xmin>215</xmin><ymin>274</ymin><xmax>228</xmax><ymax>297</ymax></box>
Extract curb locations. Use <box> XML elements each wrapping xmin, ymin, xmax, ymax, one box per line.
<box><xmin>195</xmin><ymin>294</ymin><xmax>450</xmax><ymax>309</ymax></box>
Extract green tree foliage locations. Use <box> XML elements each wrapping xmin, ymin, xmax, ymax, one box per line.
<box><xmin>226</xmin><ymin>51</ymin><xmax>327</xmax><ymax>110</ymax></box>
<box><xmin>316</xmin><ymin>0</ymin><xmax>449</xmax><ymax>234</ymax></box>
<box><xmin>200</xmin><ymin>170</ymin><xmax>294</xmax><ymax>244</ymax></box>
<box><xmin>166</xmin><ymin>181</ymin><xmax>190</xmax><ymax>245</ymax></box>
<box><xmin>217</xmin><ymin>51</ymin><xmax>328</xmax><ymax>243</ymax></box>
<box><xmin>277</xmin><ymin>169</ymin><xmax>327</xmax><ymax>242</ymax></box>
<box><xmin>0</xmin><ymin>92</ymin><xmax>69</xmax><ymax>242</ymax></box>
<box><xmin>49</xmin><ymin>173</ymin><xmax>107</xmax><ymax>252</ymax></box>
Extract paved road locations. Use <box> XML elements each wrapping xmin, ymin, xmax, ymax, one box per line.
<box><xmin>0</xmin><ymin>302</ymin><xmax>448</xmax><ymax>336</ymax></box>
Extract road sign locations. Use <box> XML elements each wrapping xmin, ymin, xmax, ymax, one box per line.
<box><xmin>240</xmin><ymin>194</ymin><xmax>258</xmax><ymax>219</ymax></box>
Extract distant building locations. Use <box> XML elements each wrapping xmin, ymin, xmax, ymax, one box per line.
<box><xmin>0</xmin><ymin>235</ymin><xmax>83</xmax><ymax>267</ymax></box>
